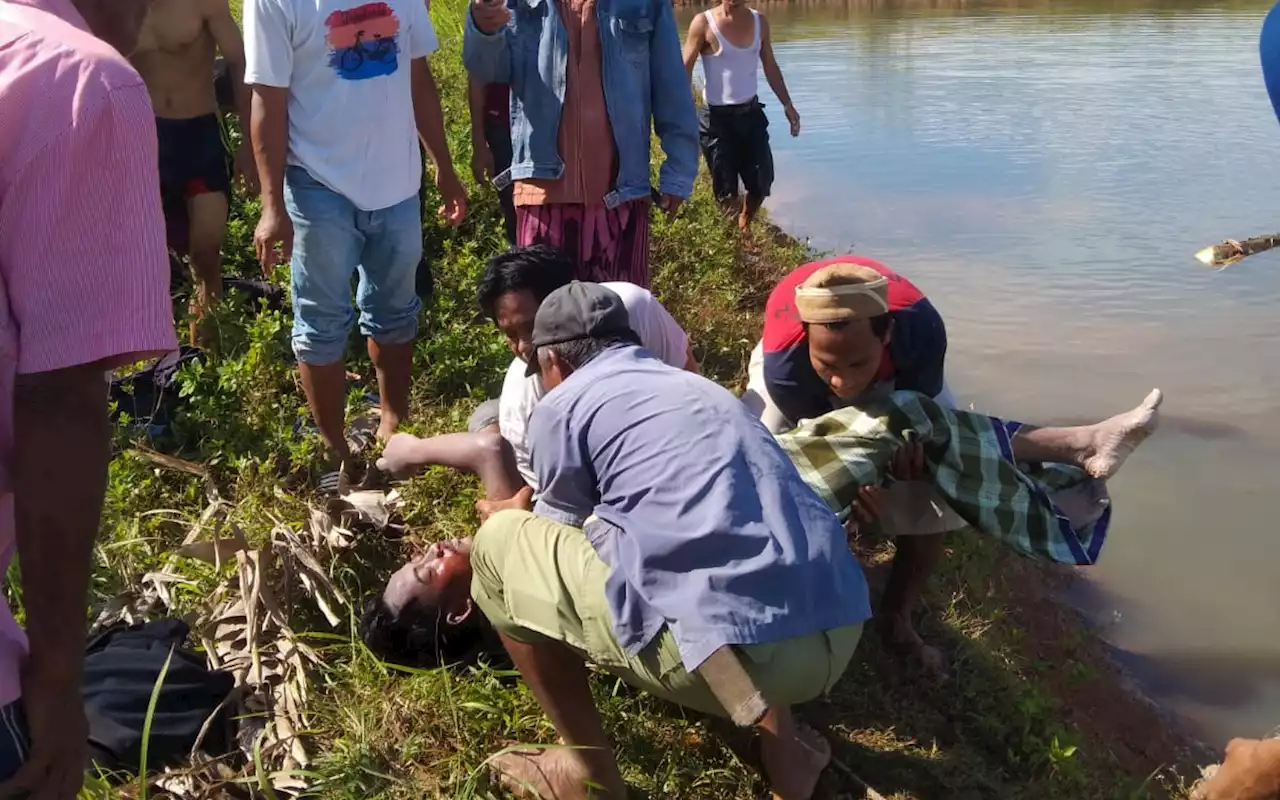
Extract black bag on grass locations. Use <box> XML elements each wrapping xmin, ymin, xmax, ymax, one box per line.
<box><xmin>83</xmin><ymin>619</ymin><xmax>235</xmax><ymax>775</ymax></box>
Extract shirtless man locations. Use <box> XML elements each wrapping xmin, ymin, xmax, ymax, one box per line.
<box><xmin>131</xmin><ymin>0</ymin><xmax>256</xmax><ymax>345</ymax></box>
<box><xmin>684</xmin><ymin>0</ymin><xmax>799</xmax><ymax>230</ymax></box>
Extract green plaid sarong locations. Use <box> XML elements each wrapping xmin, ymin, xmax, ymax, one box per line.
<box><xmin>776</xmin><ymin>390</ymin><xmax>1112</xmax><ymax>566</ymax></box>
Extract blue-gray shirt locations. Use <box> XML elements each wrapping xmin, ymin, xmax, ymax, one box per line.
<box><xmin>529</xmin><ymin>344</ymin><xmax>871</xmax><ymax>670</ymax></box>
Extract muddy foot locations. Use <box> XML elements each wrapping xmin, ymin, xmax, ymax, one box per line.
<box><xmin>1081</xmin><ymin>388</ymin><xmax>1163</xmax><ymax>479</ymax></box>
<box><xmin>374</xmin><ymin>433</ymin><xmax>425</xmax><ymax>480</ymax></box>
<box><xmin>762</xmin><ymin>721</ymin><xmax>832</xmax><ymax>800</ymax></box>
<box><xmin>490</xmin><ymin>748</ymin><xmax>625</xmax><ymax>799</ymax></box>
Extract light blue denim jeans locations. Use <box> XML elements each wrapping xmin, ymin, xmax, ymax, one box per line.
<box><xmin>283</xmin><ymin>166</ymin><xmax>424</xmax><ymax>365</ymax></box>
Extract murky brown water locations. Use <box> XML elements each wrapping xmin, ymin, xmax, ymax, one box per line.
<box><xmin>681</xmin><ymin>0</ymin><xmax>1280</xmax><ymax>745</ymax></box>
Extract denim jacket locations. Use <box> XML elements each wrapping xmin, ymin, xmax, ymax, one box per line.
<box><xmin>462</xmin><ymin>0</ymin><xmax>699</xmax><ymax>207</ymax></box>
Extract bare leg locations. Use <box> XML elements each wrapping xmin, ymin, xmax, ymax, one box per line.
<box><xmin>489</xmin><ymin>633</ymin><xmax>627</xmax><ymax>799</ymax></box>
<box><xmin>299</xmin><ymin>360</ymin><xmax>351</xmax><ymax>465</ymax></box>
<box><xmin>1011</xmin><ymin>389</ymin><xmax>1162</xmax><ymax>479</ymax></box>
<box><xmin>186</xmin><ymin>192</ymin><xmax>230</xmax><ymax>347</ymax></box>
<box><xmin>739</xmin><ymin>193</ymin><xmax>765</xmax><ymax>232</ymax></box>
<box><xmin>758</xmin><ymin>706</ymin><xmax>832</xmax><ymax>800</ymax></box>
<box><xmin>368</xmin><ymin>339</ymin><xmax>413</xmax><ymax>441</ymax></box>
<box><xmin>877</xmin><ymin>533</ymin><xmax>947</xmax><ymax>677</ymax></box>
<box><xmin>377</xmin><ymin>425</ymin><xmax>526</xmax><ymax>499</ymax></box>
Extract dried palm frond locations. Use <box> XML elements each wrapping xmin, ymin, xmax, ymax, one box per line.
<box><xmin>94</xmin><ymin>484</ymin><xmax>395</xmax><ymax>796</ymax></box>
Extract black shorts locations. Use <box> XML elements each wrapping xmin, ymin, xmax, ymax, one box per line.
<box><xmin>699</xmin><ymin>99</ymin><xmax>774</xmax><ymax>202</ymax></box>
<box><xmin>157</xmin><ymin>114</ymin><xmax>231</xmax><ymax>252</ymax></box>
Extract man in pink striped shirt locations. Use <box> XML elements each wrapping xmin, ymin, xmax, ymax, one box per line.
<box><xmin>0</xmin><ymin>0</ymin><xmax>177</xmax><ymax>794</ymax></box>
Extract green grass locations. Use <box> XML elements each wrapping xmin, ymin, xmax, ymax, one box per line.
<box><xmin>67</xmin><ymin>0</ymin><xmax>1206</xmax><ymax>796</ymax></box>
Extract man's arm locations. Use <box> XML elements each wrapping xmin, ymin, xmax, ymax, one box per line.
<box><xmin>205</xmin><ymin>0</ymin><xmax>251</xmax><ymax>124</ymax></box>
<box><xmin>250</xmin><ymin>85</ymin><xmax>292</xmax><ymax>270</ymax></box>
<box><xmin>467</xmin><ymin>76</ymin><xmax>495</xmax><ymax>183</ymax></box>
<box><xmin>243</xmin><ymin>0</ymin><xmax>295</xmax><ymax>270</ymax></box>
<box><xmin>411</xmin><ymin>58</ymin><xmax>467</xmax><ymax>225</ymax></box>
<box><xmin>204</xmin><ymin>0</ymin><xmax>259</xmax><ymax>190</ymax></box>
<box><xmin>650</xmin><ymin>0</ymin><xmax>699</xmax><ymax>202</ymax></box>
<box><xmin>682</xmin><ymin>14</ymin><xmax>706</xmax><ymax>84</ymax></box>
<box><xmin>758</xmin><ymin>15</ymin><xmax>799</xmax><ymax>136</ymax></box>
<box><xmin>0</xmin><ymin>82</ymin><xmax>175</xmax><ymax>797</ymax></box>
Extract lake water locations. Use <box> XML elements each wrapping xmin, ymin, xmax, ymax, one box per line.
<box><xmin>681</xmin><ymin>0</ymin><xmax>1280</xmax><ymax>746</ymax></box>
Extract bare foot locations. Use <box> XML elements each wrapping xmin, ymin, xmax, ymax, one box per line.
<box><xmin>490</xmin><ymin>748</ymin><xmax>625</xmax><ymax>799</ymax></box>
<box><xmin>877</xmin><ymin>614</ymin><xmax>949</xmax><ymax>680</ymax></box>
<box><xmin>374</xmin><ymin>433</ymin><xmax>425</xmax><ymax>480</ymax></box>
<box><xmin>1080</xmin><ymin>389</ymin><xmax>1163</xmax><ymax>479</ymax></box>
<box><xmin>760</xmin><ymin>720</ymin><xmax>831</xmax><ymax>800</ymax></box>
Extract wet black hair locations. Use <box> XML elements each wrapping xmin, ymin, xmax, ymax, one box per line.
<box><xmin>804</xmin><ymin>314</ymin><xmax>892</xmax><ymax>340</ymax></box>
<box><xmin>476</xmin><ymin>245</ymin><xmax>575</xmax><ymax>321</ymax></box>
<box><xmin>358</xmin><ymin>594</ymin><xmax>494</xmax><ymax>670</ymax></box>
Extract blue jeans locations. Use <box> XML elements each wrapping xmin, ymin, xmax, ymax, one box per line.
<box><xmin>283</xmin><ymin>166</ymin><xmax>424</xmax><ymax>365</ymax></box>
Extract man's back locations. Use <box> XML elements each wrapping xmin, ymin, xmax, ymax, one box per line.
<box><xmin>131</xmin><ymin>0</ymin><xmax>218</xmax><ymax>118</ymax></box>
<box><xmin>530</xmin><ymin>345</ymin><xmax>870</xmax><ymax>669</ymax></box>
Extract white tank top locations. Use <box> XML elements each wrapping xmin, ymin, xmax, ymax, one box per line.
<box><xmin>700</xmin><ymin>9</ymin><xmax>760</xmax><ymax>106</ymax></box>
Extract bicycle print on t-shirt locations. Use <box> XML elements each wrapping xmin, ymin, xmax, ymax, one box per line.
<box><xmin>325</xmin><ymin>2</ymin><xmax>401</xmax><ymax>80</ymax></box>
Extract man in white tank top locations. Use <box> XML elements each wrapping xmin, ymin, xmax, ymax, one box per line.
<box><xmin>683</xmin><ymin>0</ymin><xmax>799</xmax><ymax>231</ymax></box>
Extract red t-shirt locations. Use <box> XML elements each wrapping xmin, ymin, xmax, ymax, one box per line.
<box><xmin>761</xmin><ymin>256</ymin><xmax>947</xmax><ymax>425</ymax></box>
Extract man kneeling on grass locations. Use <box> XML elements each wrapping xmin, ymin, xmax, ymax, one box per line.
<box><xmin>375</xmin><ymin>245</ymin><xmax>698</xmax><ymax>516</ymax></box>
<box><xmin>362</xmin><ymin>281</ymin><xmax>871</xmax><ymax>799</ymax></box>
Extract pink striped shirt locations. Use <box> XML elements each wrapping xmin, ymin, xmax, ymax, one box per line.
<box><xmin>0</xmin><ymin>0</ymin><xmax>177</xmax><ymax>706</ymax></box>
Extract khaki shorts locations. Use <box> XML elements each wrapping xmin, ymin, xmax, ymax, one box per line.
<box><xmin>469</xmin><ymin>510</ymin><xmax>863</xmax><ymax>717</ymax></box>
<box><xmin>742</xmin><ymin>341</ymin><xmax>968</xmax><ymax>537</ymax></box>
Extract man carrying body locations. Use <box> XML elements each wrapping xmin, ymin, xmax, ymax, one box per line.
<box><xmin>131</xmin><ymin>0</ymin><xmax>255</xmax><ymax>346</ymax></box>
<box><xmin>246</xmin><ymin>0</ymin><xmax>467</xmax><ymax>487</ymax></box>
<box><xmin>364</xmin><ymin>281</ymin><xmax>871</xmax><ymax>799</ymax></box>
<box><xmin>744</xmin><ymin>255</ymin><xmax>955</xmax><ymax>671</ymax></box>
<box><xmin>376</xmin><ymin>245</ymin><xmax>698</xmax><ymax>516</ymax></box>
<box><xmin>464</xmin><ymin>0</ymin><xmax>699</xmax><ymax>287</ymax></box>
<box><xmin>683</xmin><ymin>0</ymin><xmax>799</xmax><ymax>231</ymax></box>
<box><xmin>1</xmin><ymin>0</ymin><xmax>178</xmax><ymax>793</ymax></box>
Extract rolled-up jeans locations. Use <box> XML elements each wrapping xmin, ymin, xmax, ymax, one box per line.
<box><xmin>283</xmin><ymin>166</ymin><xmax>424</xmax><ymax>366</ymax></box>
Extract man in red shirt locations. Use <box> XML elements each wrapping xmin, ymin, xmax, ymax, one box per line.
<box><xmin>745</xmin><ymin>256</ymin><xmax>959</xmax><ymax>674</ymax></box>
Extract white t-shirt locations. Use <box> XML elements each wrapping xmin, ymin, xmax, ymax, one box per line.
<box><xmin>244</xmin><ymin>0</ymin><xmax>437</xmax><ymax>211</ymax></box>
<box><xmin>498</xmin><ymin>282</ymin><xmax>692</xmax><ymax>491</ymax></box>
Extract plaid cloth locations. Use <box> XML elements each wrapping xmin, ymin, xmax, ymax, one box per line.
<box><xmin>776</xmin><ymin>391</ymin><xmax>1112</xmax><ymax>566</ymax></box>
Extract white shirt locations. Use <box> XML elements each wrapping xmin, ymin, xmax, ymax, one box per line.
<box><xmin>244</xmin><ymin>0</ymin><xmax>437</xmax><ymax>211</ymax></box>
<box><xmin>498</xmin><ymin>282</ymin><xmax>692</xmax><ymax>491</ymax></box>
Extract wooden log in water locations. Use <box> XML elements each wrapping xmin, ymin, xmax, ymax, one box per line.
<box><xmin>1194</xmin><ymin>233</ymin><xmax>1280</xmax><ymax>267</ymax></box>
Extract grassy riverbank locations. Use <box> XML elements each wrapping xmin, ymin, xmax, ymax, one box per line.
<box><xmin>71</xmin><ymin>0</ymin><xmax>1209</xmax><ymax>796</ymax></box>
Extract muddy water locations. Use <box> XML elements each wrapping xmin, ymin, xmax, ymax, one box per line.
<box><xmin>680</xmin><ymin>0</ymin><xmax>1280</xmax><ymax>744</ymax></box>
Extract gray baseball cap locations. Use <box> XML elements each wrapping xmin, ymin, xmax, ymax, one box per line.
<box><xmin>526</xmin><ymin>281</ymin><xmax>641</xmax><ymax>376</ymax></box>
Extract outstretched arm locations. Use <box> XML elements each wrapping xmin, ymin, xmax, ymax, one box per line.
<box><xmin>758</xmin><ymin>15</ymin><xmax>799</xmax><ymax>137</ymax></box>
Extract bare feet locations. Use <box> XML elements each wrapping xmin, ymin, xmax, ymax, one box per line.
<box><xmin>877</xmin><ymin>614</ymin><xmax>949</xmax><ymax>680</ymax></box>
<box><xmin>375</xmin><ymin>433</ymin><xmax>425</xmax><ymax>480</ymax></box>
<box><xmin>490</xmin><ymin>748</ymin><xmax>626</xmax><ymax>799</ymax></box>
<box><xmin>1080</xmin><ymin>389</ymin><xmax>1163</xmax><ymax>479</ymax></box>
<box><xmin>760</xmin><ymin>717</ymin><xmax>832</xmax><ymax>800</ymax></box>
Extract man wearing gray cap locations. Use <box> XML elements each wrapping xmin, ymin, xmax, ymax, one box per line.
<box><xmin>463</xmin><ymin>281</ymin><xmax>871</xmax><ymax>799</ymax></box>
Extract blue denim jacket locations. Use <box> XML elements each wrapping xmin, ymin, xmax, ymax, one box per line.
<box><xmin>462</xmin><ymin>0</ymin><xmax>699</xmax><ymax>207</ymax></box>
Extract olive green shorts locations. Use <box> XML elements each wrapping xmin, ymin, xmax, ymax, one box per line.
<box><xmin>469</xmin><ymin>510</ymin><xmax>863</xmax><ymax>717</ymax></box>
